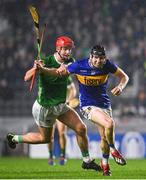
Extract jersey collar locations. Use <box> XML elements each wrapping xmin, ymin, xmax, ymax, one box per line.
<box><xmin>54</xmin><ymin>53</ymin><xmax>62</xmax><ymax>65</ymax></box>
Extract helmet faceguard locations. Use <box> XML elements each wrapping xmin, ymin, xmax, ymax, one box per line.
<box><xmin>91</xmin><ymin>45</ymin><xmax>106</xmax><ymax>57</ymax></box>
<box><xmin>56</xmin><ymin>36</ymin><xmax>75</xmax><ymax>48</ymax></box>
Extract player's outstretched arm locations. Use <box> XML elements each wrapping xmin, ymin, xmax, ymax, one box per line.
<box><xmin>36</xmin><ymin>61</ymin><xmax>70</xmax><ymax>77</ymax></box>
<box><xmin>111</xmin><ymin>67</ymin><xmax>129</xmax><ymax>96</ymax></box>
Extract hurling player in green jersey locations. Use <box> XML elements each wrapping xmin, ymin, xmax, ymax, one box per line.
<box><xmin>7</xmin><ymin>36</ymin><xmax>101</xmax><ymax>172</ymax></box>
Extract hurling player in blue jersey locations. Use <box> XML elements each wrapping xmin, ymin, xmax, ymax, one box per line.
<box><xmin>35</xmin><ymin>44</ymin><xmax>129</xmax><ymax>176</ymax></box>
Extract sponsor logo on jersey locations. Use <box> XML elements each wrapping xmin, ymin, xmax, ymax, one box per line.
<box><xmin>76</xmin><ymin>74</ymin><xmax>109</xmax><ymax>86</ymax></box>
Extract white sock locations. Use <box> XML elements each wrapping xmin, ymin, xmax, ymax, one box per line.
<box><xmin>102</xmin><ymin>153</ymin><xmax>109</xmax><ymax>164</ymax></box>
<box><xmin>12</xmin><ymin>135</ymin><xmax>19</xmax><ymax>143</ymax></box>
<box><xmin>83</xmin><ymin>156</ymin><xmax>91</xmax><ymax>163</ymax></box>
<box><xmin>102</xmin><ymin>158</ymin><xmax>109</xmax><ymax>165</ymax></box>
<box><xmin>110</xmin><ymin>148</ymin><xmax>116</xmax><ymax>153</ymax></box>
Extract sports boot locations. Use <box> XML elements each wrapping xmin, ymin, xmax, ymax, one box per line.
<box><xmin>48</xmin><ymin>157</ymin><xmax>55</xmax><ymax>166</ymax></box>
<box><xmin>100</xmin><ymin>160</ymin><xmax>112</xmax><ymax>176</ymax></box>
<box><xmin>59</xmin><ymin>156</ymin><xmax>67</xmax><ymax>165</ymax></box>
<box><xmin>7</xmin><ymin>133</ymin><xmax>16</xmax><ymax>149</ymax></box>
<box><xmin>111</xmin><ymin>149</ymin><xmax>126</xmax><ymax>166</ymax></box>
<box><xmin>82</xmin><ymin>159</ymin><xmax>102</xmax><ymax>171</ymax></box>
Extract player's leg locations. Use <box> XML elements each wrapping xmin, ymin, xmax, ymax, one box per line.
<box><xmin>7</xmin><ymin>100</ymin><xmax>55</xmax><ymax>148</ymax></box>
<box><xmin>97</xmin><ymin>125</ymin><xmax>111</xmax><ymax>176</ymax></box>
<box><xmin>56</xmin><ymin>120</ymin><xmax>67</xmax><ymax>156</ymax></box>
<box><xmin>90</xmin><ymin>108</ymin><xmax>126</xmax><ymax>166</ymax></box>
<box><xmin>7</xmin><ymin>126</ymin><xmax>54</xmax><ymax>144</ymax></box>
<box><xmin>90</xmin><ymin>108</ymin><xmax>114</xmax><ymax>144</ymax></box>
<box><xmin>48</xmin><ymin>125</ymin><xmax>55</xmax><ymax>165</ymax></box>
<box><xmin>58</xmin><ymin>108</ymin><xmax>101</xmax><ymax>171</ymax></box>
<box><xmin>56</xmin><ymin>120</ymin><xmax>67</xmax><ymax>165</ymax></box>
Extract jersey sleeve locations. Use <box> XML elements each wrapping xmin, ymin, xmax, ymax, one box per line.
<box><xmin>68</xmin><ymin>61</ymin><xmax>80</xmax><ymax>74</ymax></box>
<box><xmin>107</xmin><ymin>60</ymin><xmax>118</xmax><ymax>74</ymax></box>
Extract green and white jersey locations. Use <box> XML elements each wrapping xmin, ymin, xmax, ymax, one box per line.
<box><xmin>37</xmin><ymin>55</ymin><xmax>74</xmax><ymax>107</ymax></box>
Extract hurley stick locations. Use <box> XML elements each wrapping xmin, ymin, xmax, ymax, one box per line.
<box><xmin>29</xmin><ymin>5</ymin><xmax>40</xmax><ymax>91</ymax></box>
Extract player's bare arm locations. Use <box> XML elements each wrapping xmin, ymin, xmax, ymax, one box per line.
<box><xmin>35</xmin><ymin>60</ymin><xmax>69</xmax><ymax>77</ymax></box>
<box><xmin>24</xmin><ymin>67</ymin><xmax>36</xmax><ymax>81</ymax></box>
<box><xmin>111</xmin><ymin>67</ymin><xmax>129</xmax><ymax>96</ymax></box>
<box><xmin>35</xmin><ymin>61</ymin><xmax>58</xmax><ymax>76</ymax></box>
<box><xmin>24</xmin><ymin>60</ymin><xmax>45</xmax><ymax>81</ymax></box>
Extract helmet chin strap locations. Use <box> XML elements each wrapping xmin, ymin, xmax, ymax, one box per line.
<box><xmin>57</xmin><ymin>50</ymin><xmax>70</xmax><ymax>61</ymax></box>
<box><xmin>56</xmin><ymin>47</ymin><xmax>65</xmax><ymax>60</ymax></box>
<box><xmin>58</xmin><ymin>51</ymin><xmax>64</xmax><ymax>59</ymax></box>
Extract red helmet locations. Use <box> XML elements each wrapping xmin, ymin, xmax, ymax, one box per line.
<box><xmin>56</xmin><ymin>36</ymin><xmax>75</xmax><ymax>48</ymax></box>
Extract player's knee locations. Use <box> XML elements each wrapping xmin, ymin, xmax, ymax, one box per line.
<box><xmin>76</xmin><ymin>123</ymin><xmax>87</xmax><ymax>135</ymax></box>
<box><xmin>105</xmin><ymin>119</ymin><xmax>114</xmax><ymax>129</ymax></box>
<box><xmin>41</xmin><ymin>136</ymin><xmax>52</xmax><ymax>143</ymax></box>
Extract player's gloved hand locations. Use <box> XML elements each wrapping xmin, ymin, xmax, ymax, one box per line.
<box><xmin>111</xmin><ymin>84</ymin><xmax>123</xmax><ymax>96</ymax></box>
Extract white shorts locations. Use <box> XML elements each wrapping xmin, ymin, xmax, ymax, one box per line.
<box><xmin>32</xmin><ymin>100</ymin><xmax>70</xmax><ymax>127</ymax></box>
<box><xmin>81</xmin><ymin>106</ymin><xmax>113</xmax><ymax>121</ymax></box>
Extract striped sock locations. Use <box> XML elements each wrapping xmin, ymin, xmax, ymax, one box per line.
<box><xmin>49</xmin><ymin>150</ymin><xmax>53</xmax><ymax>158</ymax></box>
<box><xmin>82</xmin><ymin>150</ymin><xmax>91</xmax><ymax>163</ymax></box>
<box><xmin>102</xmin><ymin>153</ymin><xmax>109</xmax><ymax>165</ymax></box>
<box><xmin>60</xmin><ymin>149</ymin><xmax>65</xmax><ymax>157</ymax></box>
<box><xmin>12</xmin><ymin>135</ymin><xmax>23</xmax><ymax>143</ymax></box>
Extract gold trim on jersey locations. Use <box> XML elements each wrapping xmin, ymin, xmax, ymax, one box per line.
<box><xmin>76</xmin><ymin>74</ymin><xmax>109</xmax><ymax>86</ymax></box>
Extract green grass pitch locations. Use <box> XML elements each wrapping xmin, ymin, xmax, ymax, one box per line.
<box><xmin>0</xmin><ymin>157</ymin><xmax>145</xmax><ymax>179</ymax></box>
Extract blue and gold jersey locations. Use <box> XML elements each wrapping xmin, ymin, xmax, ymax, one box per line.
<box><xmin>68</xmin><ymin>58</ymin><xmax>117</xmax><ymax>108</ymax></box>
